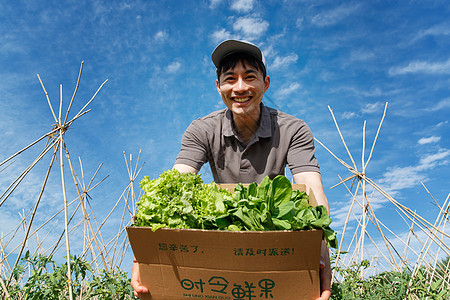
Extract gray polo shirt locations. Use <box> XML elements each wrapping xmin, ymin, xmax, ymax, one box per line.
<box><xmin>175</xmin><ymin>103</ymin><xmax>320</xmax><ymax>183</ymax></box>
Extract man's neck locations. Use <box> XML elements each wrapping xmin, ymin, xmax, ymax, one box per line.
<box><xmin>233</xmin><ymin>113</ymin><xmax>260</xmax><ymax>145</ymax></box>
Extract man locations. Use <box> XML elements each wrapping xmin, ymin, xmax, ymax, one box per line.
<box><xmin>131</xmin><ymin>39</ymin><xmax>331</xmax><ymax>300</ymax></box>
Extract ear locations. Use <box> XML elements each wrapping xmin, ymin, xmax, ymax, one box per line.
<box><xmin>216</xmin><ymin>79</ymin><xmax>222</xmax><ymax>95</ymax></box>
<box><xmin>263</xmin><ymin>75</ymin><xmax>270</xmax><ymax>93</ymax></box>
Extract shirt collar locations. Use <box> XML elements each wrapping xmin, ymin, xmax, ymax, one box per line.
<box><xmin>222</xmin><ymin>103</ymin><xmax>272</xmax><ymax>138</ymax></box>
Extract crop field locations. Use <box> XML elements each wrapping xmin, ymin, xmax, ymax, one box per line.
<box><xmin>1</xmin><ymin>65</ymin><xmax>449</xmax><ymax>299</ymax></box>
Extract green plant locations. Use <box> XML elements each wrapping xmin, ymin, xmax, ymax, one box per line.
<box><xmin>331</xmin><ymin>260</ymin><xmax>450</xmax><ymax>299</ymax></box>
<box><xmin>1</xmin><ymin>252</ymin><xmax>137</xmax><ymax>300</ymax></box>
<box><xmin>87</xmin><ymin>268</ymin><xmax>136</xmax><ymax>299</ymax></box>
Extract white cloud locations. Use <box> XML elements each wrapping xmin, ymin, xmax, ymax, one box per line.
<box><xmin>209</xmin><ymin>0</ymin><xmax>222</xmax><ymax>9</ymax></box>
<box><xmin>418</xmin><ymin>149</ymin><xmax>450</xmax><ymax>166</ymax></box>
<box><xmin>311</xmin><ymin>4</ymin><xmax>360</xmax><ymax>27</ymax></box>
<box><xmin>427</xmin><ymin>98</ymin><xmax>450</xmax><ymax>112</ymax></box>
<box><xmin>361</xmin><ymin>102</ymin><xmax>385</xmax><ymax>114</ymax></box>
<box><xmin>389</xmin><ymin>59</ymin><xmax>450</xmax><ymax>75</ymax></box>
<box><xmin>296</xmin><ymin>17</ymin><xmax>305</xmax><ymax>30</ymax></box>
<box><xmin>418</xmin><ymin>136</ymin><xmax>441</xmax><ymax>145</ymax></box>
<box><xmin>166</xmin><ymin>61</ymin><xmax>181</xmax><ymax>73</ymax></box>
<box><xmin>154</xmin><ymin>30</ymin><xmax>168</xmax><ymax>42</ymax></box>
<box><xmin>231</xmin><ymin>0</ymin><xmax>254</xmax><ymax>13</ymax></box>
<box><xmin>342</xmin><ymin>111</ymin><xmax>357</xmax><ymax>120</ymax></box>
<box><xmin>412</xmin><ymin>22</ymin><xmax>450</xmax><ymax>43</ymax></box>
<box><xmin>274</xmin><ymin>82</ymin><xmax>301</xmax><ymax>98</ymax></box>
<box><xmin>349</xmin><ymin>49</ymin><xmax>375</xmax><ymax>62</ymax></box>
<box><xmin>232</xmin><ymin>16</ymin><xmax>269</xmax><ymax>39</ymax></box>
<box><xmin>270</xmin><ymin>53</ymin><xmax>299</xmax><ymax>69</ymax></box>
<box><xmin>379</xmin><ymin>149</ymin><xmax>450</xmax><ymax>193</ymax></box>
<box><xmin>211</xmin><ymin>28</ymin><xmax>233</xmax><ymax>44</ymax></box>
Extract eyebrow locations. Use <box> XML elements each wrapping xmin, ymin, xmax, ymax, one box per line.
<box><xmin>221</xmin><ymin>68</ymin><xmax>258</xmax><ymax>78</ymax></box>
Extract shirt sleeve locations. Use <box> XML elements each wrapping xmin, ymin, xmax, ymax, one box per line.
<box><xmin>174</xmin><ymin>120</ymin><xmax>209</xmax><ymax>171</ymax></box>
<box><xmin>287</xmin><ymin>120</ymin><xmax>320</xmax><ymax>174</ymax></box>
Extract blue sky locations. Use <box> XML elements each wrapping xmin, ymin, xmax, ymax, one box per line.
<box><xmin>1</xmin><ymin>0</ymin><xmax>449</xmax><ymax>271</ymax></box>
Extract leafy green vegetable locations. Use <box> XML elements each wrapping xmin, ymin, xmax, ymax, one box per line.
<box><xmin>135</xmin><ymin>170</ymin><xmax>233</xmax><ymax>230</ymax></box>
<box><xmin>134</xmin><ymin>170</ymin><xmax>337</xmax><ymax>248</ymax></box>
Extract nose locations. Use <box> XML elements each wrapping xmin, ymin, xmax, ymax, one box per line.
<box><xmin>234</xmin><ymin>76</ymin><xmax>249</xmax><ymax>93</ymax></box>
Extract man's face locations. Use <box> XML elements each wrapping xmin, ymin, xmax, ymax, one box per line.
<box><xmin>216</xmin><ymin>60</ymin><xmax>270</xmax><ymax>119</ymax></box>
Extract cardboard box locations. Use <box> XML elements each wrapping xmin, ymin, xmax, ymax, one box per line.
<box><xmin>127</xmin><ymin>184</ymin><xmax>322</xmax><ymax>300</ymax></box>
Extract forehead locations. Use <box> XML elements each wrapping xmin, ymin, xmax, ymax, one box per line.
<box><xmin>220</xmin><ymin>59</ymin><xmax>261</xmax><ymax>76</ymax></box>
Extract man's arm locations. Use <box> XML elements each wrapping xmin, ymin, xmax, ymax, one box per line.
<box><xmin>293</xmin><ymin>171</ymin><xmax>331</xmax><ymax>300</ymax></box>
<box><xmin>173</xmin><ymin>163</ymin><xmax>199</xmax><ymax>174</ymax></box>
<box><xmin>293</xmin><ymin>171</ymin><xmax>329</xmax><ymax>213</ymax></box>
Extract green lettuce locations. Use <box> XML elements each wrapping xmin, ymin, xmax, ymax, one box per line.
<box><xmin>134</xmin><ymin>170</ymin><xmax>337</xmax><ymax>248</ymax></box>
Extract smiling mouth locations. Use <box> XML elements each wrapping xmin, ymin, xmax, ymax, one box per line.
<box><xmin>232</xmin><ymin>96</ymin><xmax>251</xmax><ymax>103</ymax></box>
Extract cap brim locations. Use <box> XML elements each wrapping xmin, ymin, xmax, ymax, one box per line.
<box><xmin>211</xmin><ymin>39</ymin><xmax>264</xmax><ymax>68</ymax></box>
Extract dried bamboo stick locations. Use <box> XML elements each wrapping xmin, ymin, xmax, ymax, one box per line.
<box><xmin>364</xmin><ymin>193</ymin><xmax>402</xmax><ymax>271</ymax></box>
<box><xmin>413</xmin><ymin>192</ymin><xmax>450</xmax><ymax>277</ymax></box>
<box><xmin>0</xmin><ymin>276</ymin><xmax>11</xmax><ymax>299</ymax></box>
<box><xmin>63</xmin><ymin>61</ymin><xmax>84</xmax><ymax>125</ymax></box>
<box><xmin>360</xmin><ymin>120</ymin><xmax>366</xmax><ymax>265</ymax></box>
<box><xmin>5</xmin><ymin>145</ymin><xmax>58</xmax><ymax>287</ymax></box>
<box><xmin>331</xmin><ymin>179</ymin><xmax>361</xmax><ymax>282</ymax></box>
<box><xmin>0</xmin><ymin>160</ymin><xmax>14</xmax><ymax>173</ymax></box>
<box><xmin>0</xmin><ymin>138</ymin><xmax>59</xmax><ymax>207</ymax></box>
<box><xmin>364</xmin><ymin>102</ymin><xmax>387</xmax><ymax>170</ymax></box>
<box><xmin>59</xmin><ymin>84</ymin><xmax>63</xmax><ymax>125</ymax></box>
<box><xmin>37</xmin><ymin>74</ymin><xmax>58</xmax><ymax>124</ymax></box>
<box><xmin>328</xmin><ymin>105</ymin><xmax>357</xmax><ymax>171</ymax></box>
<box><xmin>72</xmin><ymin>79</ymin><xmax>108</xmax><ymax>121</ymax></box>
<box><xmin>429</xmin><ymin>220</ymin><xmax>448</xmax><ymax>287</ymax></box>
<box><xmin>0</xmin><ymin>238</ymin><xmax>12</xmax><ymax>281</ymax></box>
<box><xmin>0</xmin><ymin>128</ymin><xmax>58</xmax><ymax>166</ymax></box>
<box><xmin>63</xmin><ymin>143</ymin><xmax>110</xmax><ymax>273</ymax></box>
<box><xmin>402</xmin><ymin>220</ymin><xmax>414</xmax><ymax>269</ymax></box>
<box><xmin>85</xmin><ymin>196</ymin><xmax>112</xmax><ymax>268</ymax></box>
<box><xmin>59</xmin><ymin>136</ymin><xmax>73</xmax><ymax>300</ymax></box>
<box><xmin>363</xmin><ymin>176</ymin><xmax>450</xmax><ymax>241</ymax></box>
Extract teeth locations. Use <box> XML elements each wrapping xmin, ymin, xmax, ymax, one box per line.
<box><xmin>233</xmin><ymin>97</ymin><xmax>250</xmax><ymax>103</ymax></box>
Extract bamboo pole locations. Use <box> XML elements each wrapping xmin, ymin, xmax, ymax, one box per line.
<box><xmin>59</xmin><ymin>135</ymin><xmax>73</xmax><ymax>300</ymax></box>
<box><xmin>63</xmin><ymin>143</ymin><xmax>110</xmax><ymax>272</ymax></box>
<box><xmin>413</xmin><ymin>192</ymin><xmax>450</xmax><ymax>277</ymax></box>
<box><xmin>72</xmin><ymin>79</ymin><xmax>108</xmax><ymax>121</ymax></box>
<box><xmin>327</xmin><ymin>105</ymin><xmax>357</xmax><ymax>171</ymax></box>
<box><xmin>331</xmin><ymin>179</ymin><xmax>361</xmax><ymax>282</ymax></box>
<box><xmin>360</xmin><ymin>120</ymin><xmax>366</xmax><ymax>267</ymax></box>
<box><xmin>364</xmin><ymin>102</ymin><xmax>387</xmax><ymax>170</ymax></box>
<box><xmin>5</xmin><ymin>146</ymin><xmax>58</xmax><ymax>287</ymax></box>
<box><xmin>365</xmin><ymin>193</ymin><xmax>402</xmax><ymax>271</ymax></box>
<box><xmin>63</xmin><ymin>61</ymin><xmax>84</xmax><ymax>125</ymax></box>
<box><xmin>37</xmin><ymin>74</ymin><xmax>58</xmax><ymax>124</ymax></box>
<box><xmin>0</xmin><ymin>276</ymin><xmax>11</xmax><ymax>299</ymax></box>
<box><xmin>0</xmin><ymin>138</ymin><xmax>59</xmax><ymax>208</ymax></box>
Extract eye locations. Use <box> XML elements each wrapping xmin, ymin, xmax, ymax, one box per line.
<box><xmin>223</xmin><ymin>76</ymin><xmax>235</xmax><ymax>82</ymax></box>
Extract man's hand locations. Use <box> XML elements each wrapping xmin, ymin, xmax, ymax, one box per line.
<box><xmin>294</xmin><ymin>172</ymin><xmax>332</xmax><ymax>299</ymax></box>
<box><xmin>317</xmin><ymin>289</ymin><xmax>331</xmax><ymax>300</ymax></box>
<box><xmin>130</xmin><ymin>261</ymin><xmax>149</xmax><ymax>298</ymax></box>
<box><xmin>316</xmin><ymin>240</ymin><xmax>331</xmax><ymax>300</ymax></box>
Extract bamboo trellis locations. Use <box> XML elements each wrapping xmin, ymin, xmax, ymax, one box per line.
<box><xmin>316</xmin><ymin>103</ymin><xmax>449</xmax><ymax>293</ymax></box>
<box><xmin>0</xmin><ymin>62</ymin><xmax>141</xmax><ymax>299</ymax></box>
